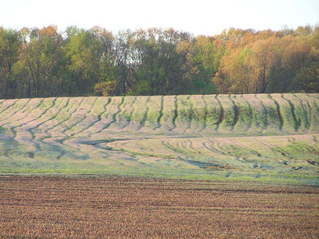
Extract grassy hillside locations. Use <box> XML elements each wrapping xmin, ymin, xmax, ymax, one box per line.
<box><xmin>0</xmin><ymin>94</ymin><xmax>318</xmax><ymax>185</ymax></box>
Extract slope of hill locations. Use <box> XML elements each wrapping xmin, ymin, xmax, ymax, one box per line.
<box><xmin>0</xmin><ymin>94</ymin><xmax>318</xmax><ymax>185</ymax></box>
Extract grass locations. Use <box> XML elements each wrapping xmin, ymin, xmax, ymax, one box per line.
<box><xmin>0</xmin><ymin>93</ymin><xmax>318</xmax><ymax>185</ymax></box>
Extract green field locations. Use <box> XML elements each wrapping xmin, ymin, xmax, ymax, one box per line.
<box><xmin>0</xmin><ymin>93</ymin><xmax>318</xmax><ymax>185</ymax></box>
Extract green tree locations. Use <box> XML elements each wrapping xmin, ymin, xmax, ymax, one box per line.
<box><xmin>0</xmin><ymin>28</ymin><xmax>21</xmax><ymax>98</ymax></box>
<box><xmin>13</xmin><ymin>26</ymin><xmax>65</xmax><ymax>97</ymax></box>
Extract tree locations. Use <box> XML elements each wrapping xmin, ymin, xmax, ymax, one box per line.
<box><xmin>0</xmin><ymin>28</ymin><xmax>21</xmax><ymax>98</ymax></box>
<box><xmin>13</xmin><ymin>26</ymin><xmax>65</xmax><ymax>97</ymax></box>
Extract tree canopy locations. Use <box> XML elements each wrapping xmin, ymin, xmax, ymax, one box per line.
<box><xmin>0</xmin><ymin>25</ymin><xmax>318</xmax><ymax>98</ymax></box>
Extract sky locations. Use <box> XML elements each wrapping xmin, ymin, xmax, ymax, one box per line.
<box><xmin>1</xmin><ymin>0</ymin><xmax>319</xmax><ymax>36</ymax></box>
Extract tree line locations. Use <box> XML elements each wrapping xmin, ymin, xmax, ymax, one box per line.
<box><xmin>0</xmin><ymin>25</ymin><xmax>318</xmax><ymax>98</ymax></box>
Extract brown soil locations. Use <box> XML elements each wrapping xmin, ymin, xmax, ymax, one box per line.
<box><xmin>0</xmin><ymin>176</ymin><xmax>318</xmax><ymax>239</ymax></box>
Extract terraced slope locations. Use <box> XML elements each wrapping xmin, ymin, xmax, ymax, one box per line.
<box><xmin>0</xmin><ymin>94</ymin><xmax>318</xmax><ymax>185</ymax></box>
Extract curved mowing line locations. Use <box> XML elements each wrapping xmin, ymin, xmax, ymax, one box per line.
<box><xmin>281</xmin><ymin>94</ymin><xmax>300</xmax><ymax>131</ymax></box>
<box><xmin>57</xmin><ymin>98</ymin><xmax>87</xmax><ymax>135</ymax></box>
<box><xmin>85</xmin><ymin>97</ymin><xmax>113</xmax><ymax>137</ymax></box>
<box><xmin>41</xmin><ymin>100</ymin><xmax>88</xmax><ymax>144</ymax></box>
<box><xmin>67</xmin><ymin>97</ymin><xmax>103</xmax><ymax>137</ymax></box>
<box><xmin>21</xmin><ymin>99</ymin><xmax>41</xmax><ymax>114</ymax></box>
<box><xmin>64</xmin><ymin>97</ymin><xmax>98</xmax><ymax>137</ymax></box>
<box><xmin>153</xmin><ymin>95</ymin><xmax>164</xmax><ymax>130</ymax></box>
<box><xmin>28</xmin><ymin>98</ymin><xmax>71</xmax><ymax>143</ymax></box>
<box><xmin>16</xmin><ymin>98</ymin><xmax>32</xmax><ymax>114</ymax></box>
<box><xmin>75</xmin><ymin>97</ymin><xmax>113</xmax><ymax>135</ymax></box>
<box><xmin>9</xmin><ymin>98</ymin><xmax>48</xmax><ymax>130</ymax></box>
<box><xmin>228</xmin><ymin>95</ymin><xmax>239</xmax><ymax>131</ymax></box>
<box><xmin>187</xmin><ymin>139</ymin><xmax>202</xmax><ymax>154</ymax></box>
<box><xmin>214</xmin><ymin>95</ymin><xmax>224</xmax><ymax>131</ymax></box>
<box><xmin>202</xmin><ymin>142</ymin><xmax>226</xmax><ymax>156</ymax></box>
<box><xmin>39</xmin><ymin>98</ymin><xmax>74</xmax><ymax>139</ymax></box>
<box><xmin>22</xmin><ymin>98</ymin><xmax>45</xmax><ymax>114</ymax></box>
<box><xmin>28</xmin><ymin>98</ymin><xmax>58</xmax><ymax>140</ymax></box>
<box><xmin>96</xmin><ymin>96</ymin><xmax>125</xmax><ymax>133</ymax></box>
<box><xmin>293</xmin><ymin>94</ymin><xmax>311</xmax><ymax>130</ymax></box>
<box><xmin>137</xmin><ymin>96</ymin><xmax>151</xmax><ymax>131</ymax></box>
<box><xmin>2</xmin><ymin>99</ymin><xmax>44</xmax><ymax>139</ymax></box>
<box><xmin>0</xmin><ymin>99</ymin><xmax>18</xmax><ymax>118</ymax></box>
<box><xmin>0</xmin><ymin>98</ymin><xmax>32</xmax><ymax>127</ymax></box>
<box><xmin>268</xmin><ymin>94</ymin><xmax>283</xmax><ymax>131</ymax></box>
<box><xmin>13</xmin><ymin>98</ymin><xmax>58</xmax><ymax>137</ymax></box>
<box><xmin>161</xmin><ymin>140</ymin><xmax>181</xmax><ymax>155</ymax></box>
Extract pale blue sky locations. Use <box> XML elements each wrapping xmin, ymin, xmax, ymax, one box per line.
<box><xmin>1</xmin><ymin>0</ymin><xmax>318</xmax><ymax>35</ymax></box>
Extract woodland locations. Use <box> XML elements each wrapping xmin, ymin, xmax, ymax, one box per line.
<box><xmin>0</xmin><ymin>25</ymin><xmax>318</xmax><ymax>98</ymax></box>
